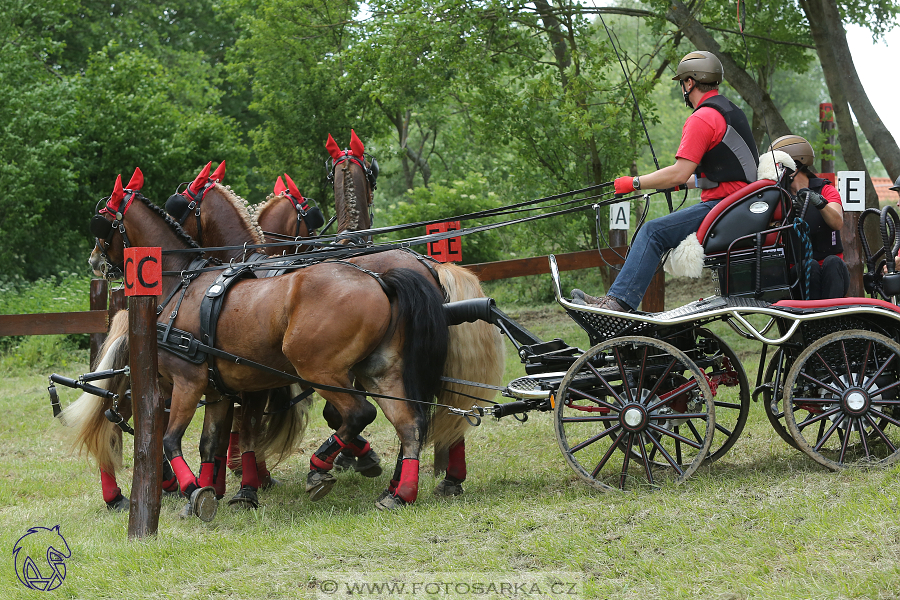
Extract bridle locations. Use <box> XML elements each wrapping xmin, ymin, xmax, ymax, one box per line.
<box><xmin>90</xmin><ymin>189</ymin><xmax>139</xmax><ymax>280</ymax></box>
<box><xmin>283</xmin><ymin>190</ymin><xmax>323</xmax><ymax>238</ymax></box>
<box><xmin>325</xmin><ymin>152</ymin><xmax>379</xmax><ymax>192</ymax></box>
<box><xmin>165</xmin><ymin>179</ymin><xmax>218</xmax><ymax>246</ymax></box>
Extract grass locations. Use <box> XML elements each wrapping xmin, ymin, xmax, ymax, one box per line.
<box><xmin>2</xmin><ymin>276</ymin><xmax>900</xmax><ymax>599</ymax></box>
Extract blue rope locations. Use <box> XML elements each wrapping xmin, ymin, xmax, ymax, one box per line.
<box><xmin>793</xmin><ymin>218</ymin><xmax>813</xmax><ymax>300</ymax></box>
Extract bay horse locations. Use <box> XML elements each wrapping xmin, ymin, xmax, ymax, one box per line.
<box><xmin>64</xmin><ymin>165</ymin><xmax>299</xmax><ymax>511</ymax></box>
<box><xmin>87</xmin><ymin>170</ymin><xmax>449</xmax><ymax>517</ymax></box>
<box><xmin>255</xmin><ymin>130</ymin><xmax>506</xmax><ymax>497</ymax></box>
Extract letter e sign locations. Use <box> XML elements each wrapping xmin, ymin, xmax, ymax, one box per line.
<box><xmin>426</xmin><ymin>221</ymin><xmax>462</xmax><ymax>263</ymax></box>
<box><xmin>124</xmin><ymin>247</ymin><xmax>162</xmax><ymax>296</ymax></box>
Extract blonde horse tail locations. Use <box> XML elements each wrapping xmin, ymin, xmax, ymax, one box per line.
<box><xmin>60</xmin><ymin>310</ymin><xmax>132</xmax><ymax>472</ymax></box>
<box><xmin>431</xmin><ymin>263</ymin><xmax>506</xmax><ymax>469</ymax></box>
<box><xmin>255</xmin><ymin>384</ymin><xmax>313</xmax><ymax>466</ymax></box>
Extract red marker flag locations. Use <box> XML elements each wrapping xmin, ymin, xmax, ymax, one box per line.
<box><xmin>124</xmin><ymin>247</ymin><xmax>162</xmax><ymax>296</ymax></box>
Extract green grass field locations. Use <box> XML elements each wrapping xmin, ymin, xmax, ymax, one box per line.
<box><xmin>2</xmin><ymin>275</ymin><xmax>900</xmax><ymax>599</ymax></box>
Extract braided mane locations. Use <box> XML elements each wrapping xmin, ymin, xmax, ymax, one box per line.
<box><xmin>136</xmin><ymin>194</ymin><xmax>200</xmax><ymax>248</ymax></box>
<box><xmin>212</xmin><ymin>183</ymin><xmax>265</xmax><ymax>243</ymax></box>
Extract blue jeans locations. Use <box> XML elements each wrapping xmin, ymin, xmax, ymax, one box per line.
<box><xmin>609</xmin><ymin>200</ymin><xmax>720</xmax><ymax>309</ymax></box>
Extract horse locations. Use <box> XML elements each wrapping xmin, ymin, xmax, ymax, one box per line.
<box><xmin>86</xmin><ymin>169</ymin><xmax>450</xmax><ymax>517</ymax></box>
<box><xmin>63</xmin><ymin>165</ymin><xmax>295</xmax><ymax>511</ymax></box>
<box><xmin>254</xmin><ymin>130</ymin><xmax>506</xmax><ymax>496</ymax></box>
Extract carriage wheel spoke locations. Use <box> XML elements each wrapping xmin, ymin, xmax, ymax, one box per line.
<box><xmin>796</xmin><ymin>406</ymin><xmax>842</xmax><ymax>429</ymax></box>
<box><xmin>858</xmin><ymin>340</ymin><xmax>873</xmax><ymax>387</ymax></box>
<box><xmin>685</xmin><ymin>419</ymin><xmax>705</xmax><ymax>446</ymax></box>
<box><xmin>619</xmin><ymin>433</ymin><xmax>634</xmax><ymax>489</ymax></box>
<box><xmin>838</xmin><ymin>416</ymin><xmax>854</xmax><ymax>464</ymax></box>
<box><xmin>614</xmin><ymin>347</ymin><xmax>633</xmax><ymax>404</ymax></box>
<box><xmin>644</xmin><ymin>358</ymin><xmax>680</xmax><ymax>405</ymax></box>
<box><xmin>814</xmin><ymin>414</ymin><xmax>845</xmax><ymax>452</ymax></box>
<box><xmin>799</xmin><ymin>370</ymin><xmax>843</xmax><ymax>396</ymax></box>
<box><xmin>857</xmin><ymin>417</ymin><xmax>872</xmax><ymax>460</ymax></box>
<box><xmin>637</xmin><ymin>433</ymin><xmax>655</xmax><ymax>486</ymax></box>
<box><xmin>840</xmin><ymin>341</ymin><xmax>855</xmax><ymax>387</ymax></box>
<box><xmin>714</xmin><ymin>400</ymin><xmax>742</xmax><ymax>411</ymax></box>
<box><xmin>567</xmin><ymin>386</ymin><xmax>621</xmax><ymax>413</ymax></box>
<box><xmin>647</xmin><ymin>380</ymin><xmax>699</xmax><ymax>413</ymax></box>
<box><xmin>590</xmin><ymin>428</ymin><xmax>628</xmax><ymax>479</ymax></box>
<box><xmin>862</xmin><ymin>353</ymin><xmax>896</xmax><ymax>392</ymax></box>
<box><xmin>864</xmin><ymin>414</ymin><xmax>897</xmax><ymax>452</ymax></box>
<box><xmin>569</xmin><ymin>423</ymin><xmax>622</xmax><ymax>453</ymax></box>
<box><xmin>647</xmin><ymin>422</ymin><xmax>704</xmax><ymax>449</ymax></box>
<box><xmin>644</xmin><ymin>429</ymin><xmax>685</xmax><ymax>475</ymax></box>
<box><xmin>561</xmin><ymin>415</ymin><xmax>619</xmax><ymax>423</ymax></box>
<box><xmin>868</xmin><ymin>407</ymin><xmax>900</xmax><ymax>428</ymax></box>
<box><xmin>868</xmin><ymin>381</ymin><xmax>900</xmax><ymax>398</ymax></box>
<box><xmin>635</xmin><ymin>346</ymin><xmax>648</xmax><ymax>405</ymax></box>
<box><xmin>815</xmin><ymin>350</ymin><xmax>847</xmax><ymax>392</ymax></box>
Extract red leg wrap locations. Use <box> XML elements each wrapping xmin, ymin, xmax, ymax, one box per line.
<box><xmin>213</xmin><ymin>455</ymin><xmax>227</xmax><ymax>497</ymax></box>
<box><xmin>309</xmin><ymin>434</ymin><xmax>348</xmax><ymax>471</ymax></box>
<box><xmin>198</xmin><ymin>462</ymin><xmax>215</xmax><ymax>488</ymax></box>
<box><xmin>241</xmin><ymin>451</ymin><xmax>261</xmax><ymax>490</ymax></box>
<box><xmin>162</xmin><ymin>475</ymin><xmax>179</xmax><ymax>494</ymax></box>
<box><xmin>346</xmin><ymin>436</ymin><xmax>372</xmax><ymax>457</ymax></box>
<box><xmin>387</xmin><ymin>479</ymin><xmax>399</xmax><ymax>494</ymax></box>
<box><xmin>396</xmin><ymin>458</ymin><xmax>420</xmax><ymax>504</ymax></box>
<box><xmin>227</xmin><ymin>432</ymin><xmax>241</xmax><ymax>471</ymax></box>
<box><xmin>447</xmin><ymin>440</ymin><xmax>466</xmax><ymax>482</ymax></box>
<box><xmin>169</xmin><ymin>456</ymin><xmax>197</xmax><ymax>493</ymax></box>
<box><xmin>100</xmin><ymin>470</ymin><xmax>121</xmax><ymax>504</ymax></box>
<box><xmin>257</xmin><ymin>460</ymin><xmax>270</xmax><ymax>479</ymax></box>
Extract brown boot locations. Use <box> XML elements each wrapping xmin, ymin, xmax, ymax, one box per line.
<box><xmin>571</xmin><ymin>289</ymin><xmax>631</xmax><ymax>313</ymax></box>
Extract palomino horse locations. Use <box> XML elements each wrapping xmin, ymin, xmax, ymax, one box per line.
<box><xmin>255</xmin><ymin>131</ymin><xmax>506</xmax><ymax>497</ymax></box>
<box><xmin>87</xmin><ymin>170</ymin><xmax>449</xmax><ymax>517</ymax></box>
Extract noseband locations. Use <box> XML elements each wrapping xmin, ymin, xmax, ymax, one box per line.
<box><xmin>326</xmin><ymin>153</ymin><xmax>379</xmax><ymax>191</ymax></box>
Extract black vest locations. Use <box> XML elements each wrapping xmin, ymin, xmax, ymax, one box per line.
<box><xmin>805</xmin><ymin>177</ymin><xmax>843</xmax><ymax>260</ymax></box>
<box><xmin>693</xmin><ymin>94</ymin><xmax>760</xmax><ymax>189</ymax></box>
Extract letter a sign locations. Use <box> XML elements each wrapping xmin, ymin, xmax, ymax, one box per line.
<box><xmin>609</xmin><ymin>201</ymin><xmax>630</xmax><ymax>230</ymax></box>
<box><xmin>124</xmin><ymin>247</ymin><xmax>162</xmax><ymax>296</ymax></box>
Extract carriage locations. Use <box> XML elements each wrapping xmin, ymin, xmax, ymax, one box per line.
<box><xmin>457</xmin><ymin>177</ymin><xmax>900</xmax><ymax>491</ymax></box>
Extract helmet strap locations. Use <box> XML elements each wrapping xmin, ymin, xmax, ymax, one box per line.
<box><xmin>681</xmin><ymin>80</ymin><xmax>694</xmax><ymax>109</ymax></box>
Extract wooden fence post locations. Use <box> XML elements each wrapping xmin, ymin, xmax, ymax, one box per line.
<box><xmin>89</xmin><ymin>279</ymin><xmax>108</xmax><ymax>367</ymax></box>
<box><xmin>124</xmin><ymin>248</ymin><xmax>164</xmax><ymax>539</ymax></box>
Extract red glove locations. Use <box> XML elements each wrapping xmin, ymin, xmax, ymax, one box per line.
<box><xmin>614</xmin><ymin>176</ymin><xmax>635</xmax><ymax>196</ymax></box>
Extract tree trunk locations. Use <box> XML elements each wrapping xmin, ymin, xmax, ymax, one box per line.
<box><xmin>664</xmin><ymin>0</ymin><xmax>791</xmax><ymax>140</ymax></box>
<box><xmin>800</xmin><ymin>0</ymin><xmax>879</xmax><ymax>209</ymax></box>
<box><xmin>817</xmin><ymin>0</ymin><xmax>900</xmax><ymax>181</ymax></box>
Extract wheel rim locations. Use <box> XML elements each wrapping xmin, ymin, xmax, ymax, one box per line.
<box><xmin>553</xmin><ymin>336</ymin><xmax>715</xmax><ymax>491</ymax></box>
<box><xmin>761</xmin><ymin>348</ymin><xmax>801</xmax><ymax>450</ymax></box>
<box><xmin>693</xmin><ymin>329</ymin><xmax>750</xmax><ymax>463</ymax></box>
<box><xmin>783</xmin><ymin>329</ymin><xmax>900</xmax><ymax>471</ymax></box>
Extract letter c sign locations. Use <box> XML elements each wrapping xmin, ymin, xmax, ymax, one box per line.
<box><xmin>124</xmin><ymin>247</ymin><xmax>162</xmax><ymax>297</ymax></box>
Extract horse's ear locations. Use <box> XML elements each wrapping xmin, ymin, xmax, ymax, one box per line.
<box><xmin>108</xmin><ymin>175</ymin><xmax>125</xmax><ymax>211</ymax></box>
<box><xmin>284</xmin><ymin>173</ymin><xmax>304</xmax><ymax>201</ymax></box>
<box><xmin>125</xmin><ymin>167</ymin><xmax>143</xmax><ymax>191</ymax></box>
<box><xmin>349</xmin><ymin>129</ymin><xmax>365</xmax><ymax>158</ymax></box>
<box><xmin>274</xmin><ymin>176</ymin><xmax>287</xmax><ymax>196</ymax></box>
<box><xmin>189</xmin><ymin>161</ymin><xmax>212</xmax><ymax>195</ymax></box>
<box><xmin>211</xmin><ymin>161</ymin><xmax>226</xmax><ymax>183</ymax></box>
<box><xmin>325</xmin><ymin>134</ymin><xmax>343</xmax><ymax>160</ymax></box>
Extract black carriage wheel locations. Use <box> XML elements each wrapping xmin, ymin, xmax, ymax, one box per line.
<box><xmin>760</xmin><ymin>349</ymin><xmax>801</xmax><ymax>450</ymax></box>
<box><xmin>694</xmin><ymin>329</ymin><xmax>750</xmax><ymax>463</ymax></box>
<box><xmin>553</xmin><ymin>336</ymin><xmax>715</xmax><ymax>492</ymax></box>
<box><xmin>783</xmin><ymin>329</ymin><xmax>900</xmax><ymax>471</ymax></box>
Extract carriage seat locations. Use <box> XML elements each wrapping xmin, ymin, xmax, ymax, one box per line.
<box><xmin>774</xmin><ymin>297</ymin><xmax>900</xmax><ymax>318</ymax></box>
<box><xmin>697</xmin><ymin>179</ymin><xmax>784</xmax><ymax>255</ymax></box>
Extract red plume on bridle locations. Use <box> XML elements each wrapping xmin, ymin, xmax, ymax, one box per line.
<box><xmin>326</xmin><ymin>131</ymin><xmax>366</xmax><ymax>160</ymax></box>
<box><xmin>210</xmin><ymin>161</ymin><xmax>226</xmax><ymax>183</ymax></box>
<box><xmin>274</xmin><ymin>176</ymin><xmax>287</xmax><ymax>196</ymax></box>
<box><xmin>188</xmin><ymin>161</ymin><xmax>212</xmax><ymax>196</ymax></box>
<box><xmin>104</xmin><ymin>167</ymin><xmax>144</xmax><ymax>214</ymax></box>
<box><xmin>124</xmin><ymin>167</ymin><xmax>144</xmax><ymax>192</ymax></box>
<box><xmin>283</xmin><ymin>173</ymin><xmax>305</xmax><ymax>202</ymax></box>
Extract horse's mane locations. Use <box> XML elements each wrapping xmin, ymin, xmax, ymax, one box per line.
<box><xmin>211</xmin><ymin>183</ymin><xmax>265</xmax><ymax>244</ymax></box>
<box><xmin>136</xmin><ymin>194</ymin><xmax>201</xmax><ymax>248</ymax></box>
<box><xmin>251</xmin><ymin>192</ymin><xmax>279</xmax><ymax>223</ymax></box>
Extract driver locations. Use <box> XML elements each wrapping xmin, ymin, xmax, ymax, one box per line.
<box><xmin>573</xmin><ymin>50</ymin><xmax>759</xmax><ymax>312</ymax></box>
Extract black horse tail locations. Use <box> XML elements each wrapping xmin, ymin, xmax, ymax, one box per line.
<box><xmin>380</xmin><ymin>267</ymin><xmax>449</xmax><ymax>445</ymax></box>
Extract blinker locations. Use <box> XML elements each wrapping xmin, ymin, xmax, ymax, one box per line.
<box><xmin>90</xmin><ymin>214</ymin><xmax>113</xmax><ymax>240</ymax></box>
<box><xmin>165</xmin><ymin>193</ymin><xmax>191</xmax><ymax>222</ymax></box>
<box><xmin>304</xmin><ymin>206</ymin><xmax>325</xmax><ymax>230</ymax></box>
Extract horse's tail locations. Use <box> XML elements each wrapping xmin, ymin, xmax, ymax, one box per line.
<box><xmin>255</xmin><ymin>384</ymin><xmax>314</xmax><ymax>465</ymax></box>
<box><xmin>431</xmin><ymin>263</ymin><xmax>506</xmax><ymax>466</ymax></box>
<box><xmin>60</xmin><ymin>310</ymin><xmax>131</xmax><ymax>471</ymax></box>
<box><xmin>380</xmin><ymin>268</ymin><xmax>450</xmax><ymax>445</ymax></box>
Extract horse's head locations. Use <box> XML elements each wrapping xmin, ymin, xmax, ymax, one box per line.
<box><xmin>163</xmin><ymin>161</ymin><xmax>266</xmax><ymax>261</ymax></box>
<box><xmin>325</xmin><ymin>129</ymin><xmax>378</xmax><ymax>242</ymax></box>
<box><xmin>256</xmin><ymin>174</ymin><xmax>325</xmax><ymax>254</ymax></box>
<box><xmin>89</xmin><ymin>168</ymin><xmax>200</xmax><ymax>279</ymax></box>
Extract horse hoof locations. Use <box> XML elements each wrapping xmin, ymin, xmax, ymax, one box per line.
<box><xmin>306</xmin><ymin>470</ymin><xmax>336</xmax><ymax>502</ymax></box>
<box><xmin>227</xmin><ymin>485</ymin><xmax>260</xmax><ymax>510</ymax></box>
<box><xmin>259</xmin><ymin>474</ymin><xmax>281</xmax><ymax>491</ymax></box>
<box><xmin>355</xmin><ymin>449</ymin><xmax>383</xmax><ymax>478</ymax></box>
<box><xmin>434</xmin><ymin>477</ymin><xmax>464</xmax><ymax>497</ymax></box>
<box><xmin>374</xmin><ymin>493</ymin><xmax>408</xmax><ymax>511</ymax></box>
<box><xmin>190</xmin><ymin>486</ymin><xmax>218</xmax><ymax>522</ymax></box>
<box><xmin>106</xmin><ymin>494</ymin><xmax>130</xmax><ymax>512</ymax></box>
<box><xmin>333</xmin><ymin>452</ymin><xmax>357</xmax><ymax>472</ymax></box>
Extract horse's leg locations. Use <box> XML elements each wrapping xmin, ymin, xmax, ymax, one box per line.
<box><xmin>228</xmin><ymin>392</ymin><xmax>267</xmax><ymax>510</ymax></box>
<box><xmin>211</xmin><ymin>401</ymin><xmax>234</xmax><ymax>500</ymax></box>
<box><xmin>228</xmin><ymin>404</ymin><xmax>242</xmax><ymax>476</ymax></box>
<box><xmin>323</xmin><ymin>389</ymin><xmax>381</xmax><ymax>477</ymax></box>
<box><xmin>434</xmin><ymin>439</ymin><xmax>466</xmax><ymax>497</ymax></box>
<box><xmin>163</xmin><ymin>382</ymin><xmax>220</xmax><ymax>522</ymax></box>
<box><xmin>372</xmin><ymin>396</ymin><xmax>427</xmax><ymax>510</ymax></box>
<box><xmin>305</xmin><ymin>389</ymin><xmax>378</xmax><ymax>502</ymax></box>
